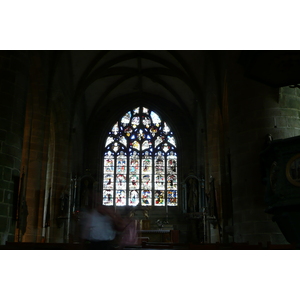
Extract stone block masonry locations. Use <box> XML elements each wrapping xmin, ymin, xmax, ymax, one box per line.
<box><xmin>0</xmin><ymin>51</ymin><xmax>29</xmax><ymax>244</ymax></box>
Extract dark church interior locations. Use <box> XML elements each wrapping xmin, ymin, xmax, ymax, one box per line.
<box><xmin>2</xmin><ymin>50</ymin><xmax>300</xmax><ymax>250</ymax></box>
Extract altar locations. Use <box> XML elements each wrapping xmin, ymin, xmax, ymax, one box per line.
<box><xmin>138</xmin><ymin>229</ymin><xmax>179</xmax><ymax>243</ymax></box>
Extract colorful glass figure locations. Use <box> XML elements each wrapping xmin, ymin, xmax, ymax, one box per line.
<box><xmin>167</xmin><ymin>190</ymin><xmax>177</xmax><ymax>206</ymax></box>
<box><xmin>142</xmin><ymin>140</ymin><xmax>151</xmax><ymax>150</ymax></box>
<box><xmin>167</xmin><ymin>174</ymin><xmax>177</xmax><ymax>189</ymax></box>
<box><xmin>150</xmin><ymin>126</ymin><xmax>158</xmax><ymax>137</ymax></box>
<box><xmin>155</xmin><ymin>174</ymin><xmax>165</xmax><ymax>190</ymax></box>
<box><xmin>167</xmin><ymin>158</ymin><xmax>177</xmax><ymax>173</ymax></box>
<box><xmin>130</xmin><ymin>155</ymin><xmax>139</xmax><ymax>174</ymax></box>
<box><xmin>150</xmin><ymin>111</ymin><xmax>161</xmax><ymax>126</ymax></box>
<box><xmin>105</xmin><ymin>136</ymin><xmax>114</xmax><ymax>147</ymax></box>
<box><xmin>112</xmin><ymin>142</ymin><xmax>119</xmax><ymax>152</ymax></box>
<box><xmin>103</xmin><ymin>190</ymin><xmax>113</xmax><ymax>206</ymax></box>
<box><xmin>124</xmin><ymin>126</ymin><xmax>132</xmax><ymax>136</ymax></box>
<box><xmin>142</xmin><ymin>116</ymin><xmax>151</xmax><ymax>128</ymax></box>
<box><xmin>132</xmin><ymin>140</ymin><xmax>140</xmax><ymax>150</ymax></box>
<box><xmin>104</xmin><ymin>156</ymin><xmax>114</xmax><ymax>173</ymax></box>
<box><xmin>116</xmin><ymin>190</ymin><xmax>126</xmax><ymax>206</ymax></box>
<box><xmin>155</xmin><ymin>136</ymin><xmax>163</xmax><ymax>148</ymax></box>
<box><xmin>112</xmin><ymin>122</ymin><xmax>119</xmax><ymax>135</ymax></box>
<box><xmin>121</xmin><ymin>111</ymin><xmax>131</xmax><ymax>125</ymax></box>
<box><xmin>129</xmin><ymin>190</ymin><xmax>139</xmax><ymax>206</ymax></box>
<box><xmin>117</xmin><ymin>153</ymin><xmax>127</xmax><ymax>174</ymax></box>
<box><xmin>163</xmin><ymin>122</ymin><xmax>170</xmax><ymax>134</ymax></box>
<box><xmin>119</xmin><ymin>136</ymin><xmax>127</xmax><ymax>147</ymax></box>
<box><xmin>155</xmin><ymin>191</ymin><xmax>165</xmax><ymax>205</ymax></box>
<box><xmin>142</xmin><ymin>190</ymin><xmax>151</xmax><ymax>206</ymax></box>
<box><xmin>162</xmin><ymin>143</ymin><xmax>170</xmax><ymax>153</ymax></box>
<box><xmin>168</xmin><ymin>136</ymin><xmax>176</xmax><ymax>147</ymax></box>
<box><xmin>137</xmin><ymin>129</ymin><xmax>144</xmax><ymax>140</ymax></box>
<box><xmin>155</xmin><ymin>156</ymin><xmax>164</xmax><ymax>174</ymax></box>
<box><xmin>131</xmin><ymin>117</ymin><xmax>140</xmax><ymax>128</ymax></box>
<box><xmin>129</xmin><ymin>174</ymin><xmax>139</xmax><ymax>189</ymax></box>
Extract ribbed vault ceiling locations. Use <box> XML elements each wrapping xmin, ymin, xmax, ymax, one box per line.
<box><xmin>69</xmin><ymin>50</ymin><xmax>207</xmax><ymax>125</ymax></box>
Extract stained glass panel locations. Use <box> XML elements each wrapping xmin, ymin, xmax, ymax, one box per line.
<box><xmin>142</xmin><ymin>140</ymin><xmax>151</xmax><ymax>150</ymax></box>
<box><xmin>167</xmin><ymin>155</ymin><xmax>177</xmax><ymax>174</ymax></box>
<box><xmin>129</xmin><ymin>174</ymin><xmax>139</xmax><ymax>189</ymax></box>
<box><xmin>155</xmin><ymin>136</ymin><xmax>163</xmax><ymax>148</ymax></box>
<box><xmin>104</xmin><ymin>153</ymin><xmax>114</xmax><ymax>173</ymax></box>
<box><xmin>116</xmin><ymin>174</ymin><xmax>126</xmax><ymax>189</ymax></box>
<box><xmin>163</xmin><ymin>122</ymin><xmax>170</xmax><ymax>134</ymax></box>
<box><xmin>121</xmin><ymin>111</ymin><xmax>131</xmax><ymax>125</ymax></box>
<box><xmin>167</xmin><ymin>190</ymin><xmax>177</xmax><ymax>206</ymax></box>
<box><xmin>119</xmin><ymin>136</ymin><xmax>127</xmax><ymax>147</ymax></box>
<box><xmin>102</xmin><ymin>107</ymin><xmax>177</xmax><ymax>207</ymax></box>
<box><xmin>142</xmin><ymin>157</ymin><xmax>151</xmax><ymax>174</ymax></box>
<box><xmin>150</xmin><ymin>111</ymin><xmax>161</xmax><ymax>125</ymax></box>
<box><xmin>116</xmin><ymin>153</ymin><xmax>127</xmax><ymax>174</ymax></box>
<box><xmin>129</xmin><ymin>190</ymin><xmax>139</xmax><ymax>206</ymax></box>
<box><xmin>168</xmin><ymin>136</ymin><xmax>176</xmax><ymax>147</ymax></box>
<box><xmin>112</xmin><ymin>142</ymin><xmax>119</xmax><ymax>152</ymax></box>
<box><xmin>104</xmin><ymin>174</ymin><xmax>114</xmax><ymax>189</ymax></box>
<box><xmin>142</xmin><ymin>174</ymin><xmax>151</xmax><ymax>190</ymax></box>
<box><xmin>130</xmin><ymin>154</ymin><xmax>139</xmax><ymax>174</ymax></box>
<box><xmin>162</xmin><ymin>143</ymin><xmax>170</xmax><ymax>153</ymax></box>
<box><xmin>155</xmin><ymin>154</ymin><xmax>164</xmax><ymax>175</ymax></box>
<box><xmin>116</xmin><ymin>190</ymin><xmax>126</xmax><ymax>206</ymax></box>
<box><xmin>105</xmin><ymin>137</ymin><xmax>114</xmax><ymax>147</ymax></box>
<box><xmin>112</xmin><ymin>122</ymin><xmax>119</xmax><ymax>135</ymax></box>
<box><xmin>103</xmin><ymin>190</ymin><xmax>113</xmax><ymax>206</ymax></box>
<box><xmin>167</xmin><ymin>174</ymin><xmax>177</xmax><ymax>190</ymax></box>
<box><xmin>155</xmin><ymin>174</ymin><xmax>165</xmax><ymax>190</ymax></box>
<box><xmin>142</xmin><ymin>116</ymin><xmax>151</xmax><ymax>128</ymax></box>
<box><xmin>132</xmin><ymin>117</ymin><xmax>140</xmax><ymax>128</ymax></box>
<box><xmin>131</xmin><ymin>140</ymin><xmax>140</xmax><ymax>151</ymax></box>
<box><xmin>141</xmin><ymin>190</ymin><xmax>151</xmax><ymax>206</ymax></box>
<box><xmin>124</xmin><ymin>126</ymin><xmax>132</xmax><ymax>136</ymax></box>
<box><xmin>155</xmin><ymin>190</ymin><xmax>165</xmax><ymax>206</ymax></box>
<box><xmin>137</xmin><ymin>129</ymin><xmax>144</xmax><ymax>140</ymax></box>
<box><xmin>150</xmin><ymin>126</ymin><xmax>158</xmax><ymax>137</ymax></box>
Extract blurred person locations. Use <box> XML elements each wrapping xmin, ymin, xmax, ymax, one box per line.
<box><xmin>118</xmin><ymin>217</ymin><xmax>138</xmax><ymax>249</ymax></box>
<box><xmin>80</xmin><ymin>204</ymin><xmax>125</xmax><ymax>250</ymax></box>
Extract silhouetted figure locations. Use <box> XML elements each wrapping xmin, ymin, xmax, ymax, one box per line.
<box><xmin>80</xmin><ymin>205</ymin><xmax>124</xmax><ymax>250</ymax></box>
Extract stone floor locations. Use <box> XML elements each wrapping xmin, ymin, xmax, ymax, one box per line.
<box><xmin>0</xmin><ymin>241</ymin><xmax>297</xmax><ymax>250</ymax></box>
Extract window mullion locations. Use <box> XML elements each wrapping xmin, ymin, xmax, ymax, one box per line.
<box><xmin>126</xmin><ymin>151</ymin><xmax>129</xmax><ymax>206</ymax></box>
<box><xmin>151</xmin><ymin>153</ymin><xmax>154</xmax><ymax>206</ymax></box>
<box><xmin>165</xmin><ymin>153</ymin><xmax>167</xmax><ymax>208</ymax></box>
<box><xmin>139</xmin><ymin>149</ymin><xmax>142</xmax><ymax>205</ymax></box>
<box><xmin>113</xmin><ymin>154</ymin><xmax>116</xmax><ymax>207</ymax></box>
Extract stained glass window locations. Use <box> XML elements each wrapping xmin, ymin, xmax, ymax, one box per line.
<box><xmin>103</xmin><ymin>107</ymin><xmax>178</xmax><ymax>207</ymax></box>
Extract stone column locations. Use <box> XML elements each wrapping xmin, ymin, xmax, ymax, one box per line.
<box><xmin>20</xmin><ymin>53</ymin><xmax>50</xmax><ymax>243</ymax></box>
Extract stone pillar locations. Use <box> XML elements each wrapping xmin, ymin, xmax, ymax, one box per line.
<box><xmin>228</xmin><ymin>64</ymin><xmax>300</xmax><ymax>245</ymax></box>
<box><xmin>0</xmin><ymin>51</ymin><xmax>29</xmax><ymax>244</ymax></box>
<box><xmin>20</xmin><ymin>53</ymin><xmax>49</xmax><ymax>243</ymax></box>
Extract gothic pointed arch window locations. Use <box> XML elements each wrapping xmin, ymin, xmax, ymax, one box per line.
<box><xmin>103</xmin><ymin>107</ymin><xmax>178</xmax><ymax>207</ymax></box>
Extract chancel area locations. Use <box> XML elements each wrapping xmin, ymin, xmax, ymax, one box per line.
<box><xmin>2</xmin><ymin>50</ymin><xmax>300</xmax><ymax>250</ymax></box>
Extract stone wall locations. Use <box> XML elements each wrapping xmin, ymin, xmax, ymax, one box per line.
<box><xmin>0</xmin><ymin>51</ymin><xmax>29</xmax><ymax>244</ymax></box>
<box><xmin>227</xmin><ymin>61</ymin><xmax>300</xmax><ymax>245</ymax></box>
